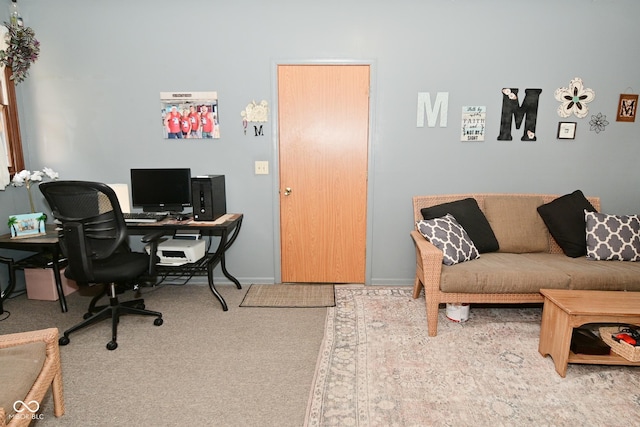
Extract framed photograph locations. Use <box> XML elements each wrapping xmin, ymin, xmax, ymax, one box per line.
<box><xmin>8</xmin><ymin>212</ymin><xmax>47</xmax><ymax>239</ymax></box>
<box><xmin>616</xmin><ymin>94</ymin><xmax>638</xmax><ymax>122</ymax></box>
<box><xmin>557</xmin><ymin>122</ymin><xmax>577</xmax><ymax>139</ymax></box>
<box><xmin>160</xmin><ymin>91</ymin><xmax>220</xmax><ymax>139</ymax></box>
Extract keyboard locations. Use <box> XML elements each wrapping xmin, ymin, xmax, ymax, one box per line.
<box><xmin>122</xmin><ymin>212</ymin><xmax>168</xmax><ymax>223</ymax></box>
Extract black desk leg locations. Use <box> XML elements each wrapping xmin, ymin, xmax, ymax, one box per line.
<box><xmin>51</xmin><ymin>247</ymin><xmax>68</xmax><ymax>313</ymax></box>
<box><xmin>207</xmin><ymin>257</ymin><xmax>228</xmax><ymax>311</ymax></box>
<box><xmin>221</xmin><ymin>219</ymin><xmax>243</xmax><ymax>289</ymax></box>
<box><xmin>220</xmin><ymin>253</ymin><xmax>242</xmax><ymax>289</ymax></box>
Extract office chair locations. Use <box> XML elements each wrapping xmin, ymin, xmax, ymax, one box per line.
<box><xmin>39</xmin><ymin>181</ymin><xmax>164</xmax><ymax>350</ymax></box>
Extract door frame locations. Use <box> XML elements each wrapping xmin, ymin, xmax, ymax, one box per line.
<box><xmin>270</xmin><ymin>59</ymin><xmax>377</xmax><ymax>284</ymax></box>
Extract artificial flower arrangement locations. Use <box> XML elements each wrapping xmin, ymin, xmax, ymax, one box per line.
<box><xmin>0</xmin><ymin>20</ymin><xmax>40</xmax><ymax>83</ymax></box>
<box><xmin>11</xmin><ymin>167</ymin><xmax>58</xmax><ymax>213</ymax></box>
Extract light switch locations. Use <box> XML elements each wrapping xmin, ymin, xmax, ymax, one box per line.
<box><xmin>255</xmin><ymin>161</ymin><xmax>269</xmax><ymax>175</ymax></box>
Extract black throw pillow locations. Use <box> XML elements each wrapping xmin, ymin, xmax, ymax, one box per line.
<box><xmin>536</xmin><ymin>190</ymin><xmax>597</xmax><ymax>258</ymax></box>
<box><xmin>421</xmin><ymin>198</ymin><xmax>499</xmax><ymax>253</ymax></box>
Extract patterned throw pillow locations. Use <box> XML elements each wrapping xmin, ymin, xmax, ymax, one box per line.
<box><xmin>416</xmin><ymin>214</ymin><xmax>480</xmax><ymax>265</ymax></box>
<box><xmin>585</xmin><ymin>210</ymin><xmax>640</xmax><ymax>261</ymax></box>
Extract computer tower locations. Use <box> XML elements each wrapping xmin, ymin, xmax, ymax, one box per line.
<box><xmin>191</xmin><ymin>175</ymin><xmax>226</xmax><ymax>221</ymax></box>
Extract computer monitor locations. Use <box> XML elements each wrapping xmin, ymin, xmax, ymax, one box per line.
<box><xmin>130</xmin><ymin>168</ymin><xmax>192</xmax><ymax>213</ymax></box>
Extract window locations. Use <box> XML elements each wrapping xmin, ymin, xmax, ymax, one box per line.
<box><xmin>1</xmin><ymin>65</ymin><xmax>24</xmax><ymax>178</ymax></box>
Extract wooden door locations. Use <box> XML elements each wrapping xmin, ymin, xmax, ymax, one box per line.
<box><xmin>278</xmin><ymin>64</ymin><xmax>369</xmax><ymax>283</ymax></box>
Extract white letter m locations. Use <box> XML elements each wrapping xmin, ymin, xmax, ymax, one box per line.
<box><xmin>417</xmin><ymin>92</ymin><xmax>449</xmax><ymax>128</ymax></box>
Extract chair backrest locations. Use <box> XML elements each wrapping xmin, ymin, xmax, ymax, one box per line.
<box><xmin>39</xmin><ymin>181</ymin><xmax>129</xmax><ymax>283</ymax></box>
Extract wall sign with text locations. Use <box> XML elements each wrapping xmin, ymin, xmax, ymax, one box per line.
<box><xmin>461</xmin><ymin>106</ymin><xmax>486</xmax><ymax>141</ymax></box>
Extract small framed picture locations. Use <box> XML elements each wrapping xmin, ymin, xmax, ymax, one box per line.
<box><xmin>616</xmin><ymin>94</ymin><xmax>638</xmax><ymax>122</ymax></box>
<box><xmin>8</xmin><ymin>212</ymin><xmax>47</xmax><ymax>239</ymax></box>
<box><xmin>557</xmin><ymin>122</ymin><xmax>577</xmax><ymax>139</ymax></box>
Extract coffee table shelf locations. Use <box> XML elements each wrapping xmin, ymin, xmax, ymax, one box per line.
<box><xmin>538</xmin><ymin>289</ymin><xmax>640</xmax><ymax>377</ymax></box>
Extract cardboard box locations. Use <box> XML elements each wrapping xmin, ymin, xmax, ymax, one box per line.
<box><xmin>25</xmin><ymin>267</ymin><xmax>79</xmax><ymax>301</ymax></box>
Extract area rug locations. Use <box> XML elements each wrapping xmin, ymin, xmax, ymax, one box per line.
<box><xmin>240</xmin><ymin>284</ymin><xmax>335</xmax><ymax>308</ymax></box>
<box><xmin>305</xmin><ymin>287</ymin><xmax>640</xmax><ymax>426</ymax></box>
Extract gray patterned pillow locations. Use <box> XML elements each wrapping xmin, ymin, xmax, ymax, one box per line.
<box><xmin>416</xmin><ymin>214</ymin><xmax>480</xmax><ymax>265</ymax></box>
<box><xmin>585</xmin><ymin>210</ymin><xmax>640</xmax><ymax>261</ymax></box>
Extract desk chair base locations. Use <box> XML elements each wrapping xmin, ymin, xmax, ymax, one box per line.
<box><xmin>59</xmin><ymin>283</ymin><xmax>163</xmax><ymax>350</ymax></box>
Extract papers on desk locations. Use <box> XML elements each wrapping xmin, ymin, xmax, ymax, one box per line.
<box><xmin>187</xmin><ymin>213</ymin><xmax>235</xmax><ymax>226</ymax></box>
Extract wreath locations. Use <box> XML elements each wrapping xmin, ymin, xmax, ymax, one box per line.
<box><xmin>0</xmin><ymin>21</ymin><xmax>40</xmax><ymax>84</ymax></box>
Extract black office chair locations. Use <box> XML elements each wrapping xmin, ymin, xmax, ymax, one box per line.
<box><xmin>39</xmin><ymin>180</ymin><xmax>164</xmax><ymax>350</ymax></box>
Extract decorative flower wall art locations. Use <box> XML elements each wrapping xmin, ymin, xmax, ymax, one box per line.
<box><xmin>554</xmin><ymin>77</ymin><xmax>595</xmax><ymax>118</ymax></box>
<box><xmin>589</xmin><ymin>113</ymin><xmax>609</xmax><ymax>133</ymax></box>
<box><xmin>241</xmin><ymin>100</ymin><xmax>269</xmax><ymax>136</ymax></box>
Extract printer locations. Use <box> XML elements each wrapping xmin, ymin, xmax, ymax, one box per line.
<box><xmin>146</xmin><ymin>238</ymin><xmax>206</xmax><ymax>265</ymax></box>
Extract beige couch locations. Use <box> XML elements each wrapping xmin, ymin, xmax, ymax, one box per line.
<box><xmin>411</xmin><ymin>193</ymin><xmax>640</xmax><ymax>336</ymax></box>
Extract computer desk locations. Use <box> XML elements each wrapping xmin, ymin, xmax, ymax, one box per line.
<box><xmin>125</xmin><ymin>213</ymin><xmax>243</xmax><ymax>311</ymax></box>
<box><xmin>0</xmin><ymin>213</ymin><xmax>243</xmax><ymax>313</ymax></box>
<box><xmin>0</xmin><ymin>226</ymin><xmax>68</xmax><ymax>312</ymax></box>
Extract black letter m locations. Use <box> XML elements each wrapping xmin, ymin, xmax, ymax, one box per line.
<box><xmin>497</xmin><ymin>88</ymin><xmax>542</xmax><ymax>141</ymax></box>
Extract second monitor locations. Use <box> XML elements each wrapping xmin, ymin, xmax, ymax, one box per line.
<box><xmin>191</xmin><ymin>175</ymin><xmax>226</xmax><ymax>221</ymax></box>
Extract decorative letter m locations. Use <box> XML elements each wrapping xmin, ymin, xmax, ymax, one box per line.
<box><xmin>497</xmin><ymin>88</ymin><xmax>542</xmax><ymax>141</ymax></box>
<box><xmin>417</xmin><ymin>92</ymin><xmax>449</xmax><ymax>128</ymax></box>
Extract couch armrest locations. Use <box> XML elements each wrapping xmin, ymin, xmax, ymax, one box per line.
<box><xmin>0</xmin><ymin>328</ymin><xmax>65</xmax><ymax>426</ymax></box>
<box><xmin>0</xmin><ymin>328</ymin><xmax>59</xmax><ymax>350</ymax></box>
<box><xmin>410</xmin><ymin>230</ymin><xmax>444</xmax><ymax>299</ymax></box>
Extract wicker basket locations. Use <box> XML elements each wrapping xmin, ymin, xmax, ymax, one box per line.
<box><xmin>599</xmin><ymin>326</ymin><xmax>640</xmax><ymax>362</ymax></box>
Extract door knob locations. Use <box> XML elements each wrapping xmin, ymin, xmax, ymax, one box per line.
<box><xmin>284</xmin><ymin>187</ymin><xmax>292</xmax><ymax>196</ymax></box>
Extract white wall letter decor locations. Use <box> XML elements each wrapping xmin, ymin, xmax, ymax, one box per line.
<box><xmin>417</xmin><ymin>92</ymin><xmax>449</xmax><ymax>128</ymax></box>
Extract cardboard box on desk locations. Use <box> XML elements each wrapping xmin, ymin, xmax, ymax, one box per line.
<box><xmin>25</xmin><ymin>267</ymin><xmax>79</xmax><ymax>301</ymax></box>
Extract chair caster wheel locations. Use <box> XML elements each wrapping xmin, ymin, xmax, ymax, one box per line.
<box><xmin>106</xmin><ymin>341</ymin><xmax>118</xmax><ymax>350</ymax></box>
<box><xmin>59</xmin><ymin>336</ymin><xmax>70</xmax><ymax>346</ymax></box>
<box><xmin>154</xmin><ymin>318</ymin><xmax>163</xmax><ymax>326</ymax></box>
<box><xmin>83</xmin><ymin>312</ymin><xmax>93</xmax><ymax>320</ymax></box>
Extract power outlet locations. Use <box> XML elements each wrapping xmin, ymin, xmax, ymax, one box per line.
<box><xmin>255</xmin><ymin>161</ymin><xmax>269</xmax><ymax>175</ymax></box>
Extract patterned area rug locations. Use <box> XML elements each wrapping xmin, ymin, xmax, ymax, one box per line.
<box><xmin>305</xmin><ymin>287</ymin><xmax>640</xmax><ymax>426</ymax></box>
<box><xmin>240</xmin><ymin>284</ymin><xmax>335</xmax><ymax>307</ymax></box>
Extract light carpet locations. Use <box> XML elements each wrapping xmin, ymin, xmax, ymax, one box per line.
<box><xmin>240</xmin><ymin>284</ymin><xmax>335</xmax><ymax>307</ymax></box>
<box><xmin>305</xmin><ymin>286</ymin><xmax>640</xmax><ymax>426</ymax></box>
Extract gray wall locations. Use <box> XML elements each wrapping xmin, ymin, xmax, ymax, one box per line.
<box><xmin>1</xmin><ymin>0</ymin><xmax>639</xmax><ymax>288</ymax></box>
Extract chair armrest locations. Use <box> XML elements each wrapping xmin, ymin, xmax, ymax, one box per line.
<box><xmin>140</xmin><ymin>231</ymin><xmax>166</xmax><ymax>276</ymax></box>
<box><xmin>410</xmin><ymin>230</ymin><xmax>444</xmax><ymax>295</ymax></box>
<box><xmin>140</xmin><ymin>230</ymin><xmax>167</xmax><ymax>244</ymax></box>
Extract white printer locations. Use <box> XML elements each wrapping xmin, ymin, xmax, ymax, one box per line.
<box><xmin>146</xmin><ymin>238</ymin><xmax>206</xmax><ymax>265</ymax></box>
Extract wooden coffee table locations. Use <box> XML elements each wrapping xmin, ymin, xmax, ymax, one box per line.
<box><xmin>538</xmin><ymin>289</ymin><xmax>640</xmax><ymax>377</ymax></box>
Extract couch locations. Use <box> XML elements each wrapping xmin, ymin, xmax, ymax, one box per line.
<box><xmin>410</xmin><ymin>192</ymin><xmax>640</xmax><ymax>336</ymax></box>
<box><xmin>0</xmin><ymin>328</ymin><xmax>65</xmax><ymax>426</ymax></box>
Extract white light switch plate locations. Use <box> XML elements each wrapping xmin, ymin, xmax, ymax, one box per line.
<box><xmin>255</xmin><ymin>161</ymin><xmax>269</xmax><ymax>175</ymax></box>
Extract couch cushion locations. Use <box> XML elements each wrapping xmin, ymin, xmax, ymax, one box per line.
<box><xmin>440</xmin><ymin>252</ymin><xmax>640</xmax><ymax>293</ymax></box>
<box><xmin>526</xmin><ymin>252</ymin><xmax>640</xmax><ymax>290</ymax></box>
<box><xmin>0</xmin><ymin>341</ymin><xmax>46</xmax><ymax>422</ymax></box>
<box><xmin>483</xmin><ymin>196</ymin><xmax>549</xmax><ymax>253</ymax></box>
<box><xmin>416</xmin><ymin>214</ymin><xmax>480</xmax><ymax>266</ymax></box>
<box><xmin>585</xmin><ymin>211</ymin><xmax>640</xmax><ymax>261</ymax></box>
<box><xmin>421</xmin><ymin>198</ymin><xmax>499</xmax><ymax>253</ymax></box>
<box><xmin>537</xmin><ymin>190</ymin><xmax>597</xmax><ymax>258</ymax></box>
<box><xmin>439</xmin><ymin>253</ymin><xmax>570</xmax><ymax>293</ymax></box>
